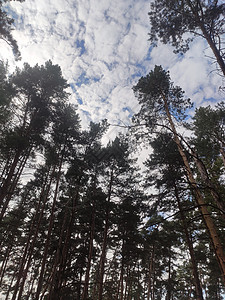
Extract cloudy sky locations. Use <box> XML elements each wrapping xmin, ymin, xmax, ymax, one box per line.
<box><xmin>1</xmin><ymin>0</ymin><xmax>224</xmax><ymax>139</ymax></box>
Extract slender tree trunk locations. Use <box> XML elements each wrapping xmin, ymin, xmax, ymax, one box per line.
<box><xmin>47</xmin><ymin>207</ymin><xmax>70</xmax><ymax>299</ymax></box>
<box><xmin>82</xmin><ymin>173</ymin><xmax>97</xmax><ymax>300</ymax></box>
<box><xmin>124</xmin><ymin>266</ymin><xmax>130</xmax><ymax>300</ymax></box>
<box><xmin>81</xmin><ymin>211</ymin><xmax>95</xmax><ymax>300</ymax></box>
<box><xmin>0</xmin><ymin>156</ymin><xmax>12</xmax><ymax>185</ymax></box>
<box><xmin>26</xmin><ymin>271</ymin><xmax>36</xmax><ymax>300</ymax></box>
<box><xmin>147</xmin><ymin>245</ymin><xmax>155</xmax><ymax>300</ymax></box>
<box><xmin>117</xmin><ymin>241</ymin><xmax>124</xmax><ymax>300</ymax></box>
<box><xmin>13</xmin><ymin>168</ymin><xmax>54</xmax><ymax>300</ymax></box>
<box><xmin>166</xmin><ymin>254</ymin><xmax>172</xmax><ymax>300</ymax></box>
<box><xmin>0</xmin><ymin>245</ymin><xmax>12</xmax><ymax>286</ymax></box>
<box><xmin>174</xmin><ymin>183</ymin><xmax>204</xmax><ymax>300</ymax></box>
<box><xmin>48</xmin><ymin>182</ymin><xmax>81</xmax><ymax>299</ymax></box>
<box><xmin>98</xmin><ymin>169</ymin><xmax>113</xmax><ymax>300</ymax></box>
<box><xmin>0</xmin><ymin>149</ymin><xmax>31</xmax><ymax>222</ymax></box>
<box><xmin>186</xmin><ymin>0</ymin><xmax>225</xmax><ymax>76</ymax></box>
<box><xmin>44</xmin><ymin>164</ymin><xmax>82</xmax><ymax>299</ymax></box>
<box><xmin>5</xmin><ymin>273</ymin><xmax>16</xmax><ymax>300</ymax></box>
<box><xmin>35</xmin><ymin>148</ymin><xmax>65</xmax><ymax>300</ymax></box>
<box><xmin>163</xmin><ymin>95</ymin><xmax>225</xmax><ymax>285</ymax></box>
<box><xmin>0</xmin><ymin>151</ymin><xmax>21</xmax><ymax>207</ymax></box>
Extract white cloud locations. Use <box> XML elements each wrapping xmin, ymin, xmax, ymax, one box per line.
<box><xmin>1</xmin><ymin>0</ymin><xmax>223</xmax><ymax>133</ymax></box>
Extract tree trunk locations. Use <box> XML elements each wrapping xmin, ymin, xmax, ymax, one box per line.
<box><xmin>48</xmin><ymin>181</ymin><xmax>81</xmax><ymax>299</ymax></box>
<box><xmin>0</xmin><ymin>151</ymin><xmax>21</xmax><ymax>207</ymax></box>
<box><xmin>0</xmin><ymin>245</ymin><xmax>12</xmax><ymax>286</ymax></box>
<box><xmin>174</xmin><ymin>183</ymin><xmax>204</xmax><ymax>300</ymax></box>
<box><xmin>117</xmin><ymin>241</ymin><xmax>124</xmax><ymax>300</ymax></box>
<box><xmin>98</xmin><ymin>169</ymin><xmax>113</xmax><ymax>300</ymax></box>
<box><xmin>163</xmin><ymin>95</ymin><xmax>225</xmax><ymax>285</ymax></box>
<box><xmin>147</xmin><ymin>245</ymin><xmax>155</xmax><ymax>300</ymax></box>
<box><xmin>5</xmin><ymin>273</ymin><xmax>16</xmax><ymax>300</ymax></box>
<box><xmin>0</xmin><ymin>149</ymin><xmax>31</xmax><ymax>222</ymax></box>
<box><xmin>82</xmin><ymin>173</ymin><xmax>97</xmax><ymax>300</ymax></box>
<box><xmin>166</xmin><ymin>254</ymin><xmax>172</xmax><ymax>300</ymax></box>
<box><xmin>13</xmin><ymin>167</ymin><xmax>54</xmax><ymax>300</ymax></box>
<box><xmin>35</xmin><ymin>148</ymin><xmax>65</xmax><ymax>300</ymax></box>
<box><xmin>186</xmin><ymin>0</ymin><xmax>225</xmax><ymax>76</ymax></box>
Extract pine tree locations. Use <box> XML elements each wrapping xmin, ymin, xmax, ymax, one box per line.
<box><xmin>0</xmin><ymin>60</ymin><xmax>69</xmax><ymax>222</ymax></box>
<box><xmin>144</xmin><ymin>132</ymin><xmax>204</xmax><ymax>300</ymax></box>
<box><xmin>132</xmin><ymin>65</ymin><xmax>225</xmax><ymax>284</ymax></box>
<box><xmin>148</xmin><ymin>0</ymin><xmax>225</xmax><ymax>75</ymax></box>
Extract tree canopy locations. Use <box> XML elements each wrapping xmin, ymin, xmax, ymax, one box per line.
<box><xmin>148</xmin><ymin>0</ymin><xmax>225</xmax><ymax>75</ymax></box>
<box><xmin>0</xmin><ymin>1</ymin><xmax>224</xmax><ymax>299</ymax></box>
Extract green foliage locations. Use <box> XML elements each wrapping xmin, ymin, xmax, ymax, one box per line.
<box><xmin>192</xmin><ymin>103</ymin><xmax>225</xmax><ymax>161</ymax></box>
<box><xmin>133</xmin><ymin>65</ymin><xmax>192</xmax><ymax>127</ymax></box>
<box><xmin>0</xmin><ymin>60</ymin><xmax>14</xmax><ymax>131</ymax></box>
<box><xmin>148</xmin><ymin>0</ymin><xmax>225</xmax><ymax>53</ymax></box>
<box><xmin>0</xmin><ymin>30</ymin><xmax>224</xmax><ymax>300</ymax></box>
<box><xmin>0</xmin><ymin>0</ymin><xmax>24</xmax><ymax>59</ymax></box>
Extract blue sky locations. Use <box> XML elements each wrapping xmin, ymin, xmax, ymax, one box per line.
<box><xmin>1</xmin><ymin>0</ymin><xmax>224</xmax><ymax>139</ymax></box>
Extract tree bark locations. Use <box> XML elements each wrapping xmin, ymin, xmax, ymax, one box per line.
<box><xmin>163</xmin><ymin>95</ymin><xmax>225</xmax><ymax>285</ymax></box>
<box><xmin>81</xmin><ymin>173</ymin><xmax>97</xmax><ymax>300</ymax></box>
<box><xmin>0</xmin><ymin>149</ymin><xmax>31</xmax><ymax>222</ymax></box>
<box><xmin>166</xmin><ymin>254</ymin><xmax>172</xmax><ymax>300</ymax></box>
<box><xmin>35</xmin><ymin>148</ymin><xmax>65</xmax><ymax>300</ymax></box>
<box><xmin>186</xmin><ymin>0</ymin><xmax>225</xmax><ymax>76</ymax></box>
<box><xmin>174</xmin><ymin>183</ymin><xmax>204</xmax><ymax>300</ymax></box>
<box><xmin>98</xmin><ymin>168</ymin><xmax>113</xmax><ymax>300</ymax></box>
<box><xmin>48</xmin><ymin>181</ymin><xmax>81</xmax><ymax>299</ymax></box>
<box><xmin>13</xmin><ymin>167</ymin><xmax>54</xmax><ymax>300</ymax></box>
<box><xmin>147</xmin><ymin>245</ymin><xmax>155</xmax><ymax>300</ymax></box>
<box><xmin>0</xmin><ymin>245</ymin><xmax>12</xmax><ymax>287</ymax></box>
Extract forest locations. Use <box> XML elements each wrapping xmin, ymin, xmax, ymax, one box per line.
<box><xmin>0</xmin><ymin>0</ymin><xmax>225</xmax><ymax>299</ymax></box>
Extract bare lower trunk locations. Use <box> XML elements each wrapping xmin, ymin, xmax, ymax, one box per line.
<box><xmin>35</xmin><ymin>150</ymin><xmax>65</xmax><ymax>300</ymax></box>
<box><xmin>82</xmin><ymin>174</ymin><xmax>97</xmax><ymax>300</ymax></box>
<box><xmin>0</xmin><ymin>245</ymin><xmax>12</xmax><ymax>286</ymax></box>
<box><xmin>98</xmin><ymin>169</ymin><xmax>113</xmax><ymax>300</ymax></box>
<box><xmin>14</xmin><ymin>168</ymin><xmax>54</xmax><ymax>300</ymax></box>
<box><xmin>147</xmin><ymin>245</ymin><xmax>155</xmax><ymax>300</ymax></box>
<box><xmin>174</xmin><ymin>183</ymin><xmax>204</xmax><ymax>300</ymax></box>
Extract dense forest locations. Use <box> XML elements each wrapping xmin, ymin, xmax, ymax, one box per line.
<box><xmin>0</xmin><ymin>0</ymin><xmax>224</xmax><ymax>299</ymax></box>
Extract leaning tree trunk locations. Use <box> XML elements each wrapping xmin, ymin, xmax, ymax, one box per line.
<box><xmin>163</xmin><ymin>95</ymin><xmax>225</xmax><ymax>285</ymax></box>
<box><xmin>186</xmin><ymin>0</ymin><xmax>225</xmax><ymax>76</ymax></box>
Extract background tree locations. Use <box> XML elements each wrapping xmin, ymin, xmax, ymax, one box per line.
<box><xmin>132</xmin><ymin>65</ymin><xmax>225</xmax><ymax>284</ymax></box>
<box><xmin>144</xmin><ymin>132</ymin><xmax>204</xmax><ymax>300</ymax></box>
<box><xmin>0</xmin><ymin>0</ymin><xmax>24</xmax><ymax>59</ymax></box>
<box><xmin>148</xmin><ymin>0</ymin><xmax>225</xmax><ymax>75</ymax></box>
<box><xmin>0</xmin><ymin>60</ymin><xmax>69</xmax><ymax>221</ymax></box>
